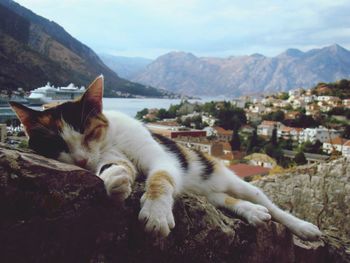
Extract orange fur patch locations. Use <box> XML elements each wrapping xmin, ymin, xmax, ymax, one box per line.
<box><xmin>225</xmin><ymin>196</ymin><xmax>239</xmax><ymax>206</ymax></box>
<box><xmin>83</xmin><ymin>114</ymin><xmax>108</xmax><ymax>144</ymax></box>
<box><xmin>146</xmin><ymin>171</ymin><xmax>175</xmax><ymax>200</ymax></box>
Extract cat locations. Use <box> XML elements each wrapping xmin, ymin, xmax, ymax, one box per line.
<box><xmin>10</xmin><ymin>76</ymin><xmax>322</xmax><ymax>240</ymax></box>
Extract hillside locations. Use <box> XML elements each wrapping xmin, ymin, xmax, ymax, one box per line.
<box><xmin>132</xmin><ymin>45</ymin><xmax>350</xmax><ymax>96</ymax></box>
<box><xmin>99</xmin><ymin>54</ymin><xmax>152</xmax><ymax>79</ymax></box>
<box><xmin>0</xmin><ymin>0</ymin><xmax>165</xmax><ymax>98</ymax></box>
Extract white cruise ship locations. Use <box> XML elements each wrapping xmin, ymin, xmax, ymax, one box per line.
<box><xmin>27</xmin><ymin>83</ymin><xmax>85</xmax><ymax>105</ymax></box>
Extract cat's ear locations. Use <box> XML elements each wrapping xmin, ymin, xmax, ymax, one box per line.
<box><xmin>9</xmin><ymin>102</ymin><xmax>40</xmax><ymax>133</ymax></box>
<box><xmin>80</xmin><ymin>75</ymin><xmax>104</xmax><ymax>113</ymax></box>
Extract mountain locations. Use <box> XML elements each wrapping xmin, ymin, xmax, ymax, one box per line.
<box><xmin>99</xmin><ymin>54</ymin><xmax>152</xmax><ymax>79</ymax></box>
<box><xmin>0</xmin><ymin>0</ymin><xmax>166</xmax><ymax>97</ymax></box>
<box><xmin>132</xmin><ymin>44</ymin><xmax>350</xmax><ymax>96</ymax></box>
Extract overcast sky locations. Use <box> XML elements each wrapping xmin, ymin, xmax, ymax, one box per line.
<box><xmin>15</xmin><ymin>0</ymin><xmax>350</xmax><ymax>59</ymax></box>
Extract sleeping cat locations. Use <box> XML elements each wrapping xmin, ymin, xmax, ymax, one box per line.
<box><xmin>10</xmin><ymin>76</ymin><xmax>322</xmax><ymax>240</ymax></box>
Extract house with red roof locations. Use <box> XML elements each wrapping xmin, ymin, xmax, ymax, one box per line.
<box><xmin>229</xmin><ymin>163</ymin><xmax>270</xmax><ymax>181</ymax></box>
<box><xmin>323</xmin><ymin>137</ymin><xmax>350</xmax><ymax>156</ymax></box>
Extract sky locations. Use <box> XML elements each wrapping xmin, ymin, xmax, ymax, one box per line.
<box><xmin>15</xmin><ymin>0</ymin><xmax>350</xmax><ymax>59</ymax></box>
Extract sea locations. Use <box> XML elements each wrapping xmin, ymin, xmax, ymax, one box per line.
<box><xmin>102</xmin><ymin>97</ymin><xmax>224</xmax><ymax>117</ymax></box>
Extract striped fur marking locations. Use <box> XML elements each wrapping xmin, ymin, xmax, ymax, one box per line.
<box><xmin>146</xmin><ymin>170</ymin><xmax>175</xmax><ymax>200</ymax></box>
<box><xmin>152</xmin><ymin>134</ymin><xmax>189</xmax><ymax>171</ymax></box>
<box><xmin>194</xmin><ymin>150</ymin><xmax>215</xmax><ymax>180</ymax></box>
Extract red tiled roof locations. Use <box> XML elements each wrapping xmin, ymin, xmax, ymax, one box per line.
<box><xmin>229</xmin><ymin>164</ymin><xmax>270</xmax><ymax>178</ymax></box>
<box><xmin>261</xmin><ymin>120</ymin><xmax>279</xmax><ymax>126</ymax></box>
<box><xmin>213</xmin><ymin>126</ymin><xmax>233</xmax><ymax>135</ymax></box>
<box><xmin>324</xmin><ymin>137</ymin><xmax>350</xmax><ymax>146</ymax></box>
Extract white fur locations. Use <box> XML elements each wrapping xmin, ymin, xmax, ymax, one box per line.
<box><xmin>57</xmin><ymin>110</ymin><xmax>322</xmax><ymax>240</ymax></box>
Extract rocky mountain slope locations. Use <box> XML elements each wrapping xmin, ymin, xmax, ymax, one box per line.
<box><xmin>0</xmin><ymin>0</ymin><xmax>165</xmax><ymax>97</ymax></box>
<box><xmin>133</xmin><ymin>44</ymin><xmax>350</xmax><ymax>96</ymax></box>
<box><xmin>100</xmin><ymin>54</ymin><xmax>152</xmax><ymax>79</ymax></box>
<box><xmin>2</xmin><ymin>144</ymin><xmax>347</xmax><ymax>263</ymax></box>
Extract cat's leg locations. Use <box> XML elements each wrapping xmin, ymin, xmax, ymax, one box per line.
<box><xmin>97</xmin><ymin>159</ymin><xmax>137</xmax><ymax>202</ymax></box>
<box><xmin>206</xmin><ymin>192</ymin><xmax>271</xmax><ymax>226</ymax></box>
<box><xmin>217</xmin><ymin>167</ymin><xmax>322</xmax><ymax>241</ymax></box>
<box><xmin>138</xmin><ymin>162</ymin><xmax>182</xmax><ymax>237</ymax></box>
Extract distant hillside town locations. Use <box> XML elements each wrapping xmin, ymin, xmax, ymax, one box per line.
<box><xmin>136</xmin><ymin>80</ymin><xmax>350</xmax><ymax>180</ymax></box>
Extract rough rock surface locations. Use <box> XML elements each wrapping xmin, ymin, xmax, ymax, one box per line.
<box><xmin>0</xmin><ymin>145</ymin><xmax>344</xmax><ymax>263</ymax></box>
<box><xmin>254</xmin><ymin>157</ymin><xmax>350</xmax><ymax>262</ymax></box>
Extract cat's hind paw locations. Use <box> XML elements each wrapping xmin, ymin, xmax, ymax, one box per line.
<box><xmin>101</xmin><ymin>165</ymin><xmax>132</xmax><ymax>202</ymax></box>
<box><xmin>290</xmin><ymin>221</ymin><xmax>322</xmax><ymax>241</ymax></box>
<box><xmin>138</xmin><ymin>194</ymin><xmax>175</xmax><ymax>237</ymax></box>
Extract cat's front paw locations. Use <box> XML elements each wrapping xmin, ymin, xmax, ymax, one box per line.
<box><xmin>237</xmin><ymin>201</ymin><xmax>271</xmax><ymax>226</ymax></box>
<box><xmin>290</xmin><ymin>220</ymin><xmax>322</xmax><ymax>241</ymax></box>
<box><xmin>138</xmin><ymin>194</ymin><xmax>175</xmax><ymax>237</ymax></box>
<box><xmin>100</xmin><ymin>165</ymin><xmax>132</xmax><ymax>202</ymax></box>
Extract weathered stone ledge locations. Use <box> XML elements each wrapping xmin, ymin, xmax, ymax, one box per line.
<box><xmin>0</xmin><ymin>145</ymin><xmax>346</xmax><ymax>262</ymax></box>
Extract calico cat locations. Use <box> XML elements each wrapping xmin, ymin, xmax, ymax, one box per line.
<box><xmin>10</xmin><ymin>76</ymin><xmax>322</xmax><ymax>240</ymax></box>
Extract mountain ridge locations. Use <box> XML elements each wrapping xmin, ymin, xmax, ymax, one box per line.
<box><xmin>0</xmin><ymin>0</ymin><xmax>167</xmax><ymax>98</ymax></box>
<box><xmin>131</xmin><ymin>44</ymin><xmax>350</xmax><ymax>96</ymax></box>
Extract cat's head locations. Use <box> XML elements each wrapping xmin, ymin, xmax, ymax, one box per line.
<box><xmin>10</xmin><ymin>75</ymin><xmax>108</xmax><ymax>171</ymax></box>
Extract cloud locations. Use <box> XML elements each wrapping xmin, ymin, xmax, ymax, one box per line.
<box><xmin>15</xmin><ymin>0</ymin><xmax>350</xmax><ymax>58</ymax></box>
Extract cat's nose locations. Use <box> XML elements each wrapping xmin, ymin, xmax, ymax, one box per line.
<box><xmin>76</xmin><ymin>159</ymin><xmax>88</xmax><ymax>168</ymax></box>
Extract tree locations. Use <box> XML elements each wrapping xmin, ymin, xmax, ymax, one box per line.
<box><xmin>230</xmin><ymin>129</ymin><xmax>241</xmax><ymax>151</ymax></box>
<box><xmin>215</xmin><ymin>106</ymin><xmax>247</xmax><ymax>130</ymax></box>
<box><xmin>264</xmin><ymin>143</ymin><xmax>283</xmax><ymax>163</ymax></box>
<box><xmin>270</xmin><ymin>126</ymin><xmax>278</xmax><ymax>146</ymax></box>
<box><xmin>247</xmin><ymin>128</ymin><xmax>258</xmax><ymax>153</ymax></box>
<box><xmin>294</xmin><ymin>151</ymin><xmax>307</xmax><ymax>165</ymax></box>
<box><xmin>262</xmin><ymin>110</ymin><xmax>285</xmax><ymax>122</ymax></box>
<box><xmin>157</xmin><ymin>108</ymin><xmax>169</xmax><ymax>119</ymax></box>
<box><xmin>135</xmin><ymin>108</ymin><xmax>148</xmax><ymax>120</ymax></box>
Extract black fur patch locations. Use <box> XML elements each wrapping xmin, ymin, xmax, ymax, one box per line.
<box><xmin>47</xmin><ymin>101</ymin><xmax>84</xmax><ymax>133</ymax></box>
<box><xmin>152</xmin><ymin>134</ymin><xmax>189</xmax><ymax>171</ymax></box>
<box><xmin>194</xmin><ymin>150</ymin><xmax>214</xmax><ymax>180</ymax></box>
<box><xmin>28</xmin><ymin>127</ymin><xmax>69</xmax><ymax>159</ymax></box>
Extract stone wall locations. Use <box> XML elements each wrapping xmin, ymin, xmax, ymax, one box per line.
<box><xmin>254</xmin><ymin>157</ymin><xmax>350</xmax><ymax>261</ymax></box>
<box><xmin>0</xmin><ymin>145</ymin><xmax>348</xmax><ymax>262</ymax></box>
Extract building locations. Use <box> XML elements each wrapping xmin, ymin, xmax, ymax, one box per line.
<box><xmin>231</xmin><ymin>99</ymin><xmax>245</xmax><ymax>108</ymax></box>
<box><xmin>175</xmin><ymin>139</ymin><xmax>213</xmax><ymax>154</ymax></box>
<box><xmin>323</xmin><ymin>137</ymin><xmax>350</xmax><ymax>156</ymax></box>
<box><xmin>288</xmin><ymin>89</ymin><xmax>303</xmax><ymax>98</ymax></box>
<box><xmin>277</xmin><ymin>126</ymin><xmax>302</xmax><ymax>141</ymax></box>
<box><xmin>244</xmin><ymin>153</ymin><xmax>277</xmax><ymax>168</ymax></box>
<box><xmin>257</xmin><ymin>121</ymin><xmax>283</xmax><ymax>138</ymax></box>
<box><xmin>202</xmin><ymin>115</ymin><xmax>217</xmax><ymax>127</ymax></box>
<box><xmin>245</xmin><ymin>112</ymin><xmax>262</xmax><ymax>123</ymax></box>
<box><xmin>343</xmin><ymin>99</ymin><xmax>350</xmax><ymax>108</ymax></box>
<box><xmin>147</xmin><ymin>122</ymin><xmax>206</xmax><ymax>139</ymax></box>
<box><xmin>204</xmin><ymin>126</ymin><xmax>233</xmax><ymax>141</ymax></box>
<box><xmin>249</xmin><ymin>103</ymin><xmax>266</xmax><ymax>114</ymax></box>
<box><xmin>229</xmin><ymin>163</ymin><xmax>270</xmax><ymax>180</ymax></box>
<box><xmin>299</xmin><ymin>126</ymin><xmax>341</xmax><ymax>143</ymax></box>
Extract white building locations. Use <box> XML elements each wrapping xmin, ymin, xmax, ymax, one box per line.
<box><xmin>202</xmin><ymin>115</ymin><xmax>217</xmax><ymax>127</ymax></box>
<box><xmin>257</xmin><ymin>121</ymin><xmax>284</xmax><ymax>137</ymax></box>
<box><xmin>249</xmin><ymin>103</ymin><xmax>266</xmax><ymax>114</ymax></box>
<box><xmin>299</xmin><ymin>126</ymin><xmax>342</xmax><ymax>143</ymax></box>
<box><xmin>323</xmin><ymin>137</ymin><xmax>350</xmax><ymax>156</ymax></box>
<box><xmin>288</xmin><ymin>89</ymin><xmax>303</xmax><ymax>98</ymax></box>
<box><xmin>231</xmin><ymin>99</ymin><xmax>246</xmax><ymax>108</ymax></box>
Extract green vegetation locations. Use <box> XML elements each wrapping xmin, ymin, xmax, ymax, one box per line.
<box><xmin>263</xmin><ymin>110</ymin><xmax>285</xmax><ymax>122</ymax></box>
<box><xmin>314</xmin><ymin>79</ymin><xmax>350</xmax><ymax>99</ymax></box>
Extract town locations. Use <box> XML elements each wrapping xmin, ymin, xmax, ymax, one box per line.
<box><xmin>136</xmin><ymin>80</ymin><xmax>350</xmax><ymax>180</ymax></box>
